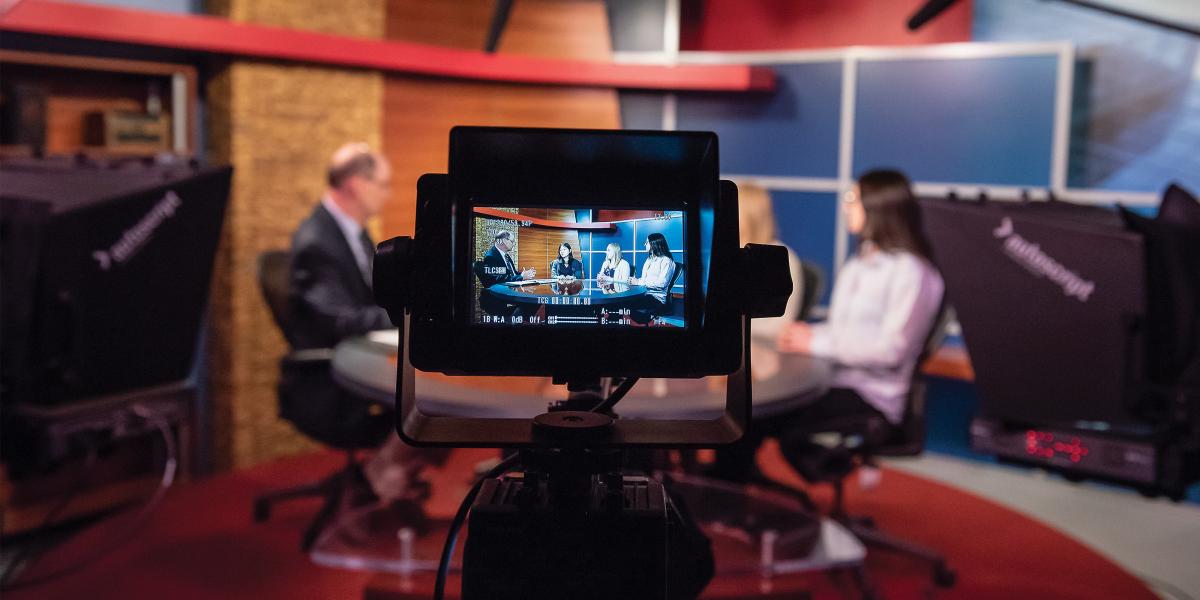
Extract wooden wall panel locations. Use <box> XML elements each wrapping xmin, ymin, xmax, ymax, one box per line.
<box><xmin>512</xmin><ymin>208</ymin><xmax>581</xmax><ymax>279</ymax></box>
<box><xmin>380</xmin><ymin>0</ymin><xmax>621</xmax><ymax>238</ymax></box>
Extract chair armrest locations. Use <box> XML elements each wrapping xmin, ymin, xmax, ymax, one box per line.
<box><xmin>282</xmin><ymin>348</ymin><xmax>335</xmax><ymax>365</ymax></box>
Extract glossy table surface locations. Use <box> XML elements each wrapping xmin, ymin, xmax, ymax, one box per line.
<box><xmin>331</xmin><ymin>330</ymin><xmax>834</xmax><ymax>420</ymax></box>
<box><xmin>484</xmin><ymin>278</ymin><xmax>650</xmax><ymax>305</ymax></box>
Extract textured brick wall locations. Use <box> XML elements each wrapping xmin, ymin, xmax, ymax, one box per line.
<box><xmin>206</xmin><ymin>1</ymin><xmax>384</xmax><ymax>469</ymax></box>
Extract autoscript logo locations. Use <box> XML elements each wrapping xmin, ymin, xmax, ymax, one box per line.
<box><xmin>92</xmin><ymin>190</ymin><xmax>183</xmax><ymax>271</ymax></box>
<box><xmin>992</xmin><ymin>217</ymin><xmax>1095</xmax><ymax>302</ymax></box>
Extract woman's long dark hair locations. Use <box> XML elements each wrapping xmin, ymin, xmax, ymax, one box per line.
<box><xmin>857</xmin><ymin>169</ymin><xmax>934</xmax><ymax>262</ymax></box>
<box><xmin>646</xmin><ymin>233</ymin><xmax>673</xmax><ymax>260</ymax></box>
<box><xmin>557</xmin><ymin>242</ymin><xmax>573</xmax><ymax>265</ymax></box>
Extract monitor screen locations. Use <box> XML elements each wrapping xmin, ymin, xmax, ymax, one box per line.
<box><xmin>470</xmin><ymin>205</ymin><xmax>686</xmax><ymax>328</ymax></box>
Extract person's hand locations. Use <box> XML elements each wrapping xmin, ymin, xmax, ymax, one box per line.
<box><xmin>521</xmin><ymin>268</ymin><xmax>535</xmax><ymax>280</ymax></box>
<box><xmin>750</xmin><ymin>340</ymin><xmax>781</xmax><ymax>380</ymax></box>
<box><xmin>596</xmin><ymin>273</ymin><xmax>610</xmax><ymax>283</ymax></box>
<box><xmin>777</xmin><ymin>322</ymin><xmax>813</xmax><ymax>354</ymax></box>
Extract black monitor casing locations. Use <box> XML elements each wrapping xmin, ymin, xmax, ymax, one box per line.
<box><xmin>406</xmin><ymin>127</ymin><xmax>742</xmax><ymax>380</ymax></box>
<box><xmin>373</xmin><ymin>127</ymin><xmax>780</xmax><ymax>448</ymax></box>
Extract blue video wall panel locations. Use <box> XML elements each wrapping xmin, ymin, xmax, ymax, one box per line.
<box><xmin>853</xmin><ymin>55</ymin><xmax>1058</xmax><ymax>186</ymax></box>
<box><xmin>771</xmin><ymin>191</ymin><xmax>838</xmax><ymax>305</ymax></box>
<box><xmin>676</xmin><ymin>62</ymin><xmax>843</xmax><ymax>178</ymax></box>
<box><xmin>583</xmin><ymin>215</ymin><xmax>685</xmax><ymax>282</ymax></box>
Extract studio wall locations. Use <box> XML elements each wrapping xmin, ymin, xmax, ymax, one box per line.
<box><xmin>380</xmin><ymin>0</ymin><xmax>621</xmax><ymax>238</ymax></box>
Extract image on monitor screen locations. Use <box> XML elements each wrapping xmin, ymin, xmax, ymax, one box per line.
<box><xmin>470</xmin><ymin>206</ymin><xmax>686</xmax><ymax>328</ymax></box>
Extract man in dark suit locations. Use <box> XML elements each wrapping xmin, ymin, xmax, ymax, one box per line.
<box><xmin>288</xmin><ymin>143</ymin><xmax>444</xmax><ymax>508</ymax></box>
<box><xmin>289</xmin><ymin>143</ymin><xmax>392</xmax><ymax>350</ymax></box>
<box><xmin>475</xmin><ymin>230</ymin><xmax>535</xmax><ymax>286</ymax></box>
<box><xmin>474</xmin><ymin>230</ymin><xmax>535</xmax><ymax>318</ymax></box>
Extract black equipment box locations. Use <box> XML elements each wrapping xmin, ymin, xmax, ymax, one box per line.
<box><xmin>463</xmin><ymin>472</ymin><xmax>669</xmax><ymax>599</ymax></box>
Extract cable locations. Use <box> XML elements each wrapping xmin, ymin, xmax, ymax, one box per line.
<box><xmin>0</xmin><ymin>445</ymin><xmax>98</xmax><ymax>586</ymax></box>
<box><xmin>1</xmin><ymin>405</ymin><xmax>178</xmax><ymax>592</ymax></box>
<box><xmin>434</xmin><ymin>453</ymin><xmax>521</xmax><ymax>600</ymax></box>
<box><xmin>591</xmin><ymin>377</ymin><xmax>639</xmax><ymax>414</ymax></box>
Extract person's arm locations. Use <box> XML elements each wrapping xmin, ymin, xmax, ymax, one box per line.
<box><xmin>487</xmin><ymin>251</ymin><xmax>524</xmax><ymax>283</ymax></box>
<box><xmin>615</xmin><ymin>260</ymin><xmax>631</xmax><ymax>283</ymax></box>
<box><xmin>809</xmin><ymin>258</ymin><xmax>942</xmax><ymax>369</ymax></box>
<box><xmin>641</xmin><ymin>258</ymin><xmax>674</xmax><ymax>289</ymax></box>
<box><xmin>550</xmin><ymin>260</ymin><xmax>560</xmax><ymax>277</ymax></box>
<box><xmin>292</xmin><ymin>244</ymin><xmax>392</xmax><ymax>342</ymax></box>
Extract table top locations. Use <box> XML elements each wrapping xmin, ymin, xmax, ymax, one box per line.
<box><xmin>485</xmin><ymin>278</ymin><xmax>649</xmax><ymax>306</ymax></box>
<box><xmin>332</xmin><ymin>330</ymin><xmax>833</xmax><ymax>420</ymax></box>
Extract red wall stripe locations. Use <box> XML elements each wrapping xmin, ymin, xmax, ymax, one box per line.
<box><xmin>0</xmin><ymin>0</ymin><xmax>773</xmax><ymax>92</ymax></box>
<box><xmin>680</xmin><ymin>0</ymin><xmax>973</xmax><ymax>52</ymax></box>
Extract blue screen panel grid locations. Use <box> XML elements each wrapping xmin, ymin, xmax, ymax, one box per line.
<box><xmin>853</xmin><ymin>55</ymin><xmax>1059</xmax><ymax>187</ymax></box>
<box><xmin>585</xmin><ymin>215</ymin><xmax>684</xmax><ymax>278</ymax></box>
<box><xmin>676</xmin><ymin>62</ymin><xmax>843</xmax><ymax>179</ymax></box>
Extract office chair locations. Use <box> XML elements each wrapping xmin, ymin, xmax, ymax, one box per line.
<box><xmin>779</xmin><ymin>304</ymin><xmax>957</xmax><ymax>590</ymax></box>
<box><xmin>797</xmin><ymin>260</ymin><xmax>826</xmax><ymax>321</ymax></box>
<box><xmin>251</xmin><ymin>250</ymin><xmax>393</xmax><ymax>551</ymax></box>
<box><xmin>631</xmin><ymin>260</ymin><xmax>686</xmax><ymax>325</ymax></box>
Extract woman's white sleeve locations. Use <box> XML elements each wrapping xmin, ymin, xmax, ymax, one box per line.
<box><xmin>817</xmin><ymin>260</ymin><xmax>942</xmax><ymax>368</ymax></box>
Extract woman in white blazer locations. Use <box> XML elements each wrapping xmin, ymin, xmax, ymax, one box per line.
<box><xmin>596</xmin><ymin>242</ymin><xmax>631</xmax><ymax>284</ymax></box>
<box><xmin>713</xmin><ymin>169</ymin><xmax>944</xmax><ymax>482</ymax></box>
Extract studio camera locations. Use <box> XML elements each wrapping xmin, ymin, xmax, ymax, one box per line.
<box><xmin>372</xmin><ymin>127</ymin><xmax>793</xmax><ymax>600</ymax></box>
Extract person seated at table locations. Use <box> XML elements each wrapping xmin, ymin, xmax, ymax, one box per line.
<box><xmin>710</xmin><ymin>169</ymin><xmax>943</xmax><ymax>482</ymax></box>
<box><xmin>738</xmin><ymin>184</ymin><xmax>803</xmax><ymax>340</ymax></box>
<box><xmin>630</xmin><ymin>233</ymin><xmax>676</xmax><ymax>304</ymax></box>
<box><xmin>290</xmin><ymin>143</ymin><xmax>446</xmax><ymax>509</ymax></box>
<box><xmin>476</xmin><ymin>230</ymin><xmax>535</xmax><ymax>286</ymax></box>
<box><xmin>290</xmin><ymin>142</ymin><xmax>392</xmax><ymax>350</ymax></box>
<box><xmin>596</xmin><ymin>242</ymin><xmax>632</xmax><ymax>284</ymax></box>
<box><xmin>549</xmin><ymin>242</ymin><xmax>584</xmax><ymax>278</ymax></box>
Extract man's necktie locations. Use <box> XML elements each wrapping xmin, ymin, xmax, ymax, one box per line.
<box><xmin>359</xmin><ymin>230</ymin><xmax>375</xmax><ymax>286</ymax></box>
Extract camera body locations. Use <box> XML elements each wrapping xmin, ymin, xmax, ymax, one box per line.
<box><xmin>463</xmin><ymin>471</ymin><xmax>670</xmax><ymax>599</ymax></box>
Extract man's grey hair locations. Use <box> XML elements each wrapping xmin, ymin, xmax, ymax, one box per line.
<box><xmin>494</xmin><ymin>230</ymin><xmax>513</xmax><ymax>242</ymax></box>
<box><xmin>327</xmin><ymin>142</ymin><xmax>377</xmax><ymax>189</ymax></box>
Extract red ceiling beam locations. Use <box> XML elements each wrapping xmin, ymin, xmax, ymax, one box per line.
<box><xmin>0</xmin><ymin>0</ymin><xmax>774</xmax><ymax>92</ymax></box>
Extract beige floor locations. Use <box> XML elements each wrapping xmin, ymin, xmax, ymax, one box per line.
<box><xmin>885</xmin><ymin>453</ymin><xmax>1200</xmax><ymax>600</ymax></box>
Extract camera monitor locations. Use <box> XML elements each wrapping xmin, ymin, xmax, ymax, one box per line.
<box><xmin>374</xmin><ymin>127</ymin><xmax>793</xmax><ymax>447</ymax></box>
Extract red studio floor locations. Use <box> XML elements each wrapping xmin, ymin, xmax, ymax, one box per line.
<box><xmin>9</xmin><ymin>443</ymin><xmax>1157</xmax><ymax>599</ymax></box>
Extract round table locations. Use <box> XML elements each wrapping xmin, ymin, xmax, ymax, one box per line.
<box><xmin>482</xmin><ymin>278</ymin><xmax>654</xmax><ymax>326</ymax></box>
<box><xmin>485</xmin><ymin>278</ymin><xmax>648</xmax><ymax>307</ymax></box>
<box><xmin>332</xmin><ymin>330</ymin><xmax>833</xmax><ymax>420</ymax></box>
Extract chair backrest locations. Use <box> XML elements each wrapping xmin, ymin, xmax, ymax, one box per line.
<box><xmin>797</xmin><ymin>260</ymin><xmax>826</xmax><ymax>321</ymax></box>
<box><xmin>257</xmin><ymin>250</ymin><xmax>295</xmax><ymax>348</ymax></box>
<box><xmin>880</xmin><ymin>301</ymin><xmax>953</xmax><ymax>456</ymax></box>
<box><xmin>666</xmin><ymin>260</ymin><xmax>685</xmax><ymax>307</ymax></box>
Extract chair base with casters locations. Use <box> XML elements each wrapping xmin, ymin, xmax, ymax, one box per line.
<box><xmin>249</xmin><ymin>349</ymin><xmax>397</xmax><ymax>552</ymax></box>
<box><xmin>252</xmin><ymin>449</ymin><xmax>379</xmax><ymax>551</ymax></box>
<box><xmin>780</xmin><ymin>395</ymin><xmax>957</xmax><ymax>595</ymax></box>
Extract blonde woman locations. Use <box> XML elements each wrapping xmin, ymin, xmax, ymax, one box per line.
<box><xmin>595</xmin><ymin>242</ymin><xmax>631</xmax><ymax>283</ymax></box>
<box><xmin>739</xmin><ymin>184</ymin><xmax>803</xmax><ymax>339</ymax></box>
